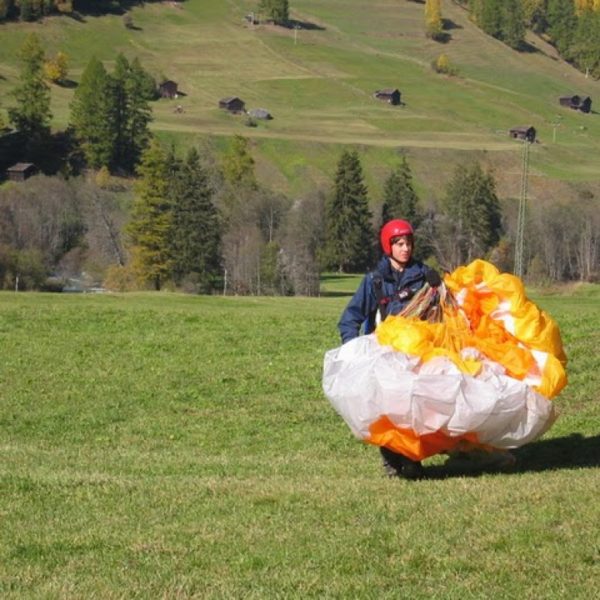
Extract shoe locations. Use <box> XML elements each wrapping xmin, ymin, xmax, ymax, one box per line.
<box><xmin>380</xmin><ymin>447</ymin><xmax>424</xmax><ymax>480</ymax></box>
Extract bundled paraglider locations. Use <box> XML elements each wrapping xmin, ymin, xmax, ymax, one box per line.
<box><xmin>323</xmin><ymin>258</ymin><xmax>567</xmax><ymax>467</ymax></box>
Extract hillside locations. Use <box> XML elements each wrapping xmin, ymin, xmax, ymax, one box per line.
<box><xmin>2</xmin><ymin>0</ymin><xmax>600</xmax><ymax>202</ymax></box>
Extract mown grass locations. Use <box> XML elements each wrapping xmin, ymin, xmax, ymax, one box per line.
<box><xmin>0</xmin><ymin>288</ymin><xmax>599</xmax><ymax>597</ymax></box>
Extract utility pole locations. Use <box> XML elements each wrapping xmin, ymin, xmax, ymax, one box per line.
<box><xmin>514</xmin><ymin>139</ymin><xmax>530</xmax><ymax>278</ymax></box>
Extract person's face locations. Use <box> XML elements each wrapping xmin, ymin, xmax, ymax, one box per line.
<box><xmin>390</xmin><ymin>235</ymin><xmax>413</xmax><ymax>267</ymax></box>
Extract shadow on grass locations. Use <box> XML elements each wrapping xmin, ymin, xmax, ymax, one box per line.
<box><xmin>421</xmin><ymin>433</ymin><xmax>600</xmax><ymax>480</ymax></box>
<box><xmin>320</xmin><ymin>290</ymin><xmax>353</xmax><ymax>298</ymax></box>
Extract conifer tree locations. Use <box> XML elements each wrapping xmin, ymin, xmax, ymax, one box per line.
<box><xmin>381</xmin><ymin>157</ymin><xmax>422</xmax><ymax>227</ymax></box>
<box><xmin>571</xmin><ymin>9</ymin><xmax>600</xmax><ymax>76</ymax></box>
<box><xmin>170</xmin><ymin>148</ymin><xmax>222</xmax><ymax>291</ymax></box>
<box><xmin>259</xmin><ymin>0</ymin><xmax>289</xmax><ymax>25</ymax></box>
<box><xmin>442</xmin><ymin>162</ymin><xmax>502</xmax><ymax>265</ymax></box>
<box><xmin>9</xmin><ymin>33</ymin><xmax>51</xmax><ymax>141</ymax></box>
<box><xmin>501</xmin><ymin>0</ymin><xmax>526</xmax><ymax>49</ymax></box>
<box><xmin>126</xmin><ymin>139</ymin><xmax>173</xmax><ymax>290</ymax></box>
<box><xmin>323</xmin><ymin>150</ymin><xmax>373</xmax><ymax>272</ymax></box>
<box><xmin>547</xmin><ymin>0</ymin><xmax>577</xmax><ymax>56</ymax></box>
<box><xmin>110</xmin><ymin>53</ymin><xmax>130</xmax><ymax>170</ymax></box>
<box><xmin>125</xmin><ymin>57</ymin><xmax>154</xmax><ymax>170</ymax></box>
<box><xmin>70</xmin><ymin>56</ymin><xmax>116</xmax><ymax>168</ymax></box>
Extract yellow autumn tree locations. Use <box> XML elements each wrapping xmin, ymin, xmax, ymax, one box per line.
<box><xmin>43</xmin><ymin>51</ymin><xmax>68</xmax><ymax>84</ymax></box>
<box><xmin>574</xmin><ymin>0</ymin><xmax>594</xmax><ymax>15</ymax></box>
<box><xmin>425</xmin><ymin>0</ymin><xmax>443</xmax><ymax>40</ymax></box>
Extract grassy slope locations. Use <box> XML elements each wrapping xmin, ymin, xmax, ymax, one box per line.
<box><xmin>1</xmin><ymin>1</ymin><xmax>600</xmax><ymax>201</ymax></box>
<box><xmin>0</xmin><ymin>289</ymin><xmax>599</xmax><ymax>597</ymax></box>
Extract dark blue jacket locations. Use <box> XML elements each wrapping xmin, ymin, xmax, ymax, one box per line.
<box><xmin>338</xmin><ymin>257</ymin><xmax>431</xmax><ymax>343</ymax></box>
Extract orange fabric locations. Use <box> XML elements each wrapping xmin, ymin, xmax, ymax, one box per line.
<box><xmin>377</xmin><ymin>260</ymin><xmax>567</xmax><ymax>399</ymax></box>
<box><xmin>368</xmin><ymin>416</ymin><xmax>489</xmax><ymax>461</ymax></box>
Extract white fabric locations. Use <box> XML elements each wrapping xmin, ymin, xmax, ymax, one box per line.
<box><xmin>323</xmin><ymin>334</ymin><xmax>555</xmax><ymax>449</ymax></box>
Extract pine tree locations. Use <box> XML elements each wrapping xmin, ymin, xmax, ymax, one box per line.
<box><xmin>571</xmin><ymin>9</ymin><xmax>600</xmax><ymax>77</ymax></box>
<box><xmin>259</xmin><ymin>0</ymin><xmax>289</xmax><ymax>25</ymax></box>
<box><xmin>126</xmin><ymin>139</ymin><xmax>173</xmax><ymax>290</ymax></box>
<box><xmin>110</xmin><ymin>53</ymin><xmax>130</xmax><ymax>170</ymax></box>
<box><xmin>170</xmin><ymin>147</ymin><xmax>222</xmax><ymax>291</ymax></box>
<box><xmin>323</xmin><ymin>150</ymin><xmax>374</xmax><ymax>272</ymax></box>
<box><xmin>125</xmin><ymin>57</ymin><xmax>154</xmax><ymax>170</ymax></box>
<box><xmin>547</xmin><ymin>0</ymin><xmax>577</xmax><ymax>56</ymax></box>
<box><xmin>8</xmin><ymin>33</ymin><xmax>51</xmax><ymax>141</ymax></box>
<box><xmin>501</xmin><ymin>0</ymin><xmax>525</xmax><ymax>49</ymax></box>
<box><xmin>70</xmin><ymin>57</ymin><xmax>116</xmax><ymax>168</ymax></box>
<box><xmin>381</xmin><ymin>156</ymin><xmax>422</xmax><ymax>227</ymax></box>
<box><xmin>442</xmin><ymin>162</ymin><xmax>502</xmax><ymax>265</ymax></box>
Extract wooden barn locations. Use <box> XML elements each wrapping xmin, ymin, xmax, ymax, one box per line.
<box><xmin>509</xmin><ymin>126</ymin><xmax>536</xmax><ymax>143</ymax></box>
<box><xmin>158</xmin><ymin>80</ymin><xmax>178</xmax><ymax>99</ymax></box>
<box><xmin>559</xmin><ymin>95</ymin><xmax>592</xmax><ymax>113</ymax></box>
<box><xmin>6</xmin><ymin>162</ymin><xmax>37</xmax><ymax>182</ymax></box>
<box><xmin>373</xmin><ymin>88</ymin><xmax>401</xmax><ymax>105</ymax></box>
<box><xmin>219</xmin><ymin>96</ymin><xmax>246</xmax><ymax>113</ymax></box>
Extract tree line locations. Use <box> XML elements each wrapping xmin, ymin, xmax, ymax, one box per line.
<box><xmin>1</xmin><ymin>34</ymin><xmax>598</xmax><ymax>293</ymax></box>
<box><xmin>462</xmin><ymin>0</ymin><xmax>600</xmax><ymax>77</ymax></box>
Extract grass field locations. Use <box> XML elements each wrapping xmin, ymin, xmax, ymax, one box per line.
<box><xmin>2</xmin><ymin>1</ymin><xmax>600</xmax><ymax>199</ymax></box>
<box><xmin>1</xmin><ymin>287</ymin><xmax>599</xmax><ymax>597</ymax></box>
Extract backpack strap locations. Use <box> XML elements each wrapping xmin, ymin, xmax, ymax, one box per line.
<box><xmin>371</xmin><ymin>271</ymin><xmax>390</xmax><ymax>320</ymax></box>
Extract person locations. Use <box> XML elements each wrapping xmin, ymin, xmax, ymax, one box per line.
<box><xmin>337</xmin><ymin>219</ymin><xmax>437</xmax><ymax>479</ymax></box>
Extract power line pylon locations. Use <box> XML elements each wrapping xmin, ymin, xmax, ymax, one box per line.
<box><xmin>514</xmin><ymin>139</ymin><xmax>530</xmax><ymax>278</ymax></box>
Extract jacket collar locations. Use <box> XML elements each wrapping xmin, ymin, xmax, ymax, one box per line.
<box><xmin>377</xmin><ymin>256</ymin><xmax>419</xmax><ymax>281</ymax></box>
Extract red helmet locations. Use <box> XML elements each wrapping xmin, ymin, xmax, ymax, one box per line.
<box><xmin>380</xmin><ymin>219</ymin><xmax>414</xmax><ymax>255</ymax></box>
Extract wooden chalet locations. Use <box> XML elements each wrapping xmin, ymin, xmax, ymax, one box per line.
<box><xmin>219</xmin><ymin>96</ymin><xmax>246</xmax><ymax>113</ymax></box>
<box><xmin>158</xmin><ymin>80</ymin><xmax>178</xmax><ymax>99</ymax></box>
<box><xmin>373</xmin><ymin>88</ymin><xmax>401</xmax><ymax>105</ymax></box>
<box><xmin>6</xmin><ymin>162</ymin><xmax>37</xmax><ymax>182</ymax></box>
<box><xmin>559</xmin><ymin>95</ymin><xmax>592</xmax><ymax>113</ymax></box>
<box><xmin>509</xmin><ymin>126</ymin><xmax>536</xmax><ymax>143</ymax></box>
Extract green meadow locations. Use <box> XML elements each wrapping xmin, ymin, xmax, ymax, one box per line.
<box><xmin>1</xmin><ymin>287</ymin><xmax>599</xmax><ymax>597</ymax></box>
<box><xmin>2</xmin><ymin>1</ymin><xmax>600</xmax><ymax>198</ymax></box>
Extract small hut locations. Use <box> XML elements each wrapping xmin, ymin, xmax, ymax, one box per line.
<box><xmin>559</xmin><ymin>95</ymin><xmax>592</xmax><ymax>113</ymax></box>
<box><xmin>373</xmin><ymin>88</ymin><xmax>401</xmax><ymax>105</ymax></box>
<box><xmin>6</xmin><ymin>162</ymin><xmax>37</xmax><ymax>182</ymax></box>
<box><xmin>158</xmin><ymin>80</ymin><xmax>179</xmax><ymax>99</ymax></box>
<box><xmin>219</xmin><ymin>96</ymin><xmax>246</xmax><ymax>113</ymax></box>
<box><xmin>509</xmin><ymin>126</ymin><xmax>536</xmax><ymax>143</ymax></box>
<box><xmin>248</xmin><ymin>108</ymin><xmax>273</xmax><ymax>120</ymax></box>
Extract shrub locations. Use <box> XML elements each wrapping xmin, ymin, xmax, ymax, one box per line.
<box><xmin>431</xmin><ymin>53</ymin><xmax>458</xmax><ymax>75</ymax></box>
<box><xmin>103</xmin><ymin>263</ymin><xmax>139</xmax><ymax>292</ymax></box>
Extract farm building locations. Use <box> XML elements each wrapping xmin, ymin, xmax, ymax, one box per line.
<box><xmin>373</xmin><ymin>88</ymin><xmax>401</xmax><ymax>105</ymax></box>
<box><xmin>248</xmin><ymin>108</ymin><xmax>273</xmax><ymax>120</ymax></box>
<box><xmin>6</xmin><ymin>162</ymin><xmax>37</xmax><ymax>182</ymax></box>
<box><xmin>559</xmin><ymin>95</ymin><xmax>592</xmax><ymax>113</ymax></box>
<box><xmin>158</xmin><ymin>80</ymin><xmax>178</xmax><ymax>99</ymax></box>
<box><xmin>509</xmin><ymin>126</ymin><xmax>536</xmax><ymax>143</ymax></box>
<box><xmin>219</xmin><ymin>96</ymin><xmax>246</xmax><ymax>113</ymax></box>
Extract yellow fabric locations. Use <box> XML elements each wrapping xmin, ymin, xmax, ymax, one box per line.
<box><xmin>376</xmin><ymin>260</ymin><xmax>567</xmax><ymax>399</ymax></box>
